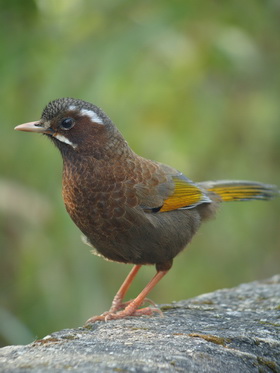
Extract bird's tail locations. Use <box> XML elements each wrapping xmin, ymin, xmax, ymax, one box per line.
<box><xmin>199</xmin><ymin>180</ymin><xmax>279</xmax><ymax>202</ymax></box>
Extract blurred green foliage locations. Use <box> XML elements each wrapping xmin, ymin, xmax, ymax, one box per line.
<box><xmin>0</xmin><ymin>0</ymin><xmax>279</xmax><ymax>347</ymax></box>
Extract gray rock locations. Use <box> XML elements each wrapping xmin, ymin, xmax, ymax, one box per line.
<box><xmin>0</xmin><ymin>275</ymin><xmax>279</xmax><ymax>372</ymax></box>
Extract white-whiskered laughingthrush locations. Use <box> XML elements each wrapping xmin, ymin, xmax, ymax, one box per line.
<box><xmin>15</xmin><ymin>98</ymin><xmax>279</xmax><ymax>322</ymax></box>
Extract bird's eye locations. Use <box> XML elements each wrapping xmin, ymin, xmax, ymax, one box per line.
<box><xmin>60</xmin><ymin>117</ymin><xmax>75</xmax><ymax>130</ymax></box>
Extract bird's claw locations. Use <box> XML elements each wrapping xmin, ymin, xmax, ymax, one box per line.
<box><xmin>109</xmin><ymin>297</ymin><xmax>157</xmax><ymax>313</ymax></box>
<box><xmin>85</xmin><ymin>306</ymin><xmax>163</xmax><ymax>323</ymax></box>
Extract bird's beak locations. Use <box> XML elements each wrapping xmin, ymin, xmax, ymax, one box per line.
<box><xmin>14</xmin><ymin>121</ymin><xmax>53</xmax><ymax>134</ymax></box>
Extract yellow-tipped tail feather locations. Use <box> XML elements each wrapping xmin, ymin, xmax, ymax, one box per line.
<box><xmin>204</xmin><ymin>181</ymin><xmax>279</xmax><ymax>202</ymax></box>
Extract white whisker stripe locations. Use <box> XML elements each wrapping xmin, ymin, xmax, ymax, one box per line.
<box><xmin>54</xmin><ymin>134</ymin><xmax>77</xmax><ymax>149</ymax></box>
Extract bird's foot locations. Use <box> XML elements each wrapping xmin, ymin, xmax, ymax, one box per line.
<box><xmin>85</xmin><ymin>269</ymin><xmax>168</xmax><ymax>324</ymax></box>
<box><xmin>86</xmin><ymin>304</ymin><xmax>162</xmax><ymax>323</ymax></box>
<box><xmin>109</xmin><ymin>297</ymin><xmax>157</xmax><ymax>313</ymax></box>
<box><xmin>85</xmin><ymin>295</ymin><xmax>158</xmax><ymax>324</ymax></box>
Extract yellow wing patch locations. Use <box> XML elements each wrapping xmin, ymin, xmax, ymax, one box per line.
<box><xmin>160</xmin><ymin>176</ymin><xmax>210</xmax><ymax>212</ymax></box>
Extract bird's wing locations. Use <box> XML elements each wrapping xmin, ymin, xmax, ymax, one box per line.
<box><xmin>134</xmin><ymin>162</ymin><xmax>211</xmax><ymax>213</ymax></box>
<box><xmin>159</xmin><ymin>174</ymin><xmax>211</xmax><ymax>212</ymax></box>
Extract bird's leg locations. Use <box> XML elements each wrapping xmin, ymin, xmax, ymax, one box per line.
<box><xmin>87</xmin><ymin>269</ymin><xmax>168</xmax><ymax>322</ymax></box>
<box><xmin>108</xmin><ymin>264</ymin><xmax>142</xmax><ymax>313</ymax></box>
<box><xmin>110</xmin><ymin>270</ymin><xmax>168</xmax><ymax>319</ymax></box>
<box><xmin>85</xmin><ymin>265</ymin><xmax>141</xmax><ymax>324</ymax></box>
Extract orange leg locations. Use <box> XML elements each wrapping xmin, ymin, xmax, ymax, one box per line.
<box><xmin>109</xmin><ymin>264</ymin><xmax>142</xmax><ymax>313</ymax></box>
<box><xmin>85</xmin><ymin>265</ymin><xmax>141</xmax><ymax>324</ymax></box>
<box><xmin>86</xmin><ymin>268</ymin><xmax>168</xmax><ymax>322</ymax></box>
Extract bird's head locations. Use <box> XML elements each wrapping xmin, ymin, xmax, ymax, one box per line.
<box><xmin>15</xmin><ymin>98</ymin><xmax>127</xmax><ymax>160</ymax></box>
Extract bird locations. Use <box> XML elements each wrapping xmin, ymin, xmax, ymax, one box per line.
<box><xmin>15</xmin><ymin>97</ymin><xmax>279</xmax><ymax>322</ymax></box>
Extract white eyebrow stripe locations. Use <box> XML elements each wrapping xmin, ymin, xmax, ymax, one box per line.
<box><xmin>68</xmin><ymin>105</ymin><xmax>104</xmax><ymax>124</ymax></box>
<box><xmin>53</xmin><ymin>134</ymin><xmax>77</xmax><ymax>149</ymax></box>
<box><xmin>80</xmin><ymin>109</ymin><xmax>104</xmax><ymax>124</ymax></box>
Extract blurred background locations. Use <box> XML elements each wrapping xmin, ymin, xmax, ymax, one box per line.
<box><xmin>0</xmin><ymin>0</ymin><xmax>279</xmax><ymax>347</ymax></box>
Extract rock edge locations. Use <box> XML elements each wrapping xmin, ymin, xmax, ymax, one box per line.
<box><xmin>0</xmin><ymin>275</ymin><xmax>279</xmax><ymax>372</ymax></box>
